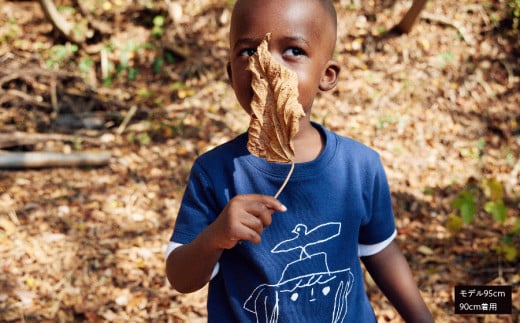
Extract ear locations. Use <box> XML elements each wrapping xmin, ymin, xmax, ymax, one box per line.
<box><xmin>226</xmin><ymin>62</ymin><xmax>233</xmax><ymax>84</ymax></box>
<box><xmin>319</xmin><ymin>60</ymin><xmax>340</xmax><ymax>91</ymax></box>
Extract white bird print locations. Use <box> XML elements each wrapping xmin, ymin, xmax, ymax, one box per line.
<box><xmin>271</xmin><ymin>222</ymin><xmax>341</xmax><ymax>259</ymax></box>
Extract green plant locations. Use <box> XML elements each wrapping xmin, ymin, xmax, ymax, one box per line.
<box><xmin>376</xmin><ymin>115</ymin><xmax>398</xmax><ymax>129</ymax></box>
<box><xmin>45</xmin><ymin>44</ymin><xmax>79</xmax><ymax>69</ymax></box>
<box><xmin>78</xmin><ymin>55</ymin><xmax>94</xmax><ymax>73</ymax></box>
<box><xmin>0</xmin><ymin>18</ymin><xmax>21</xmax><ymax>44</ymax></box>
<box><xmin>448</xmin><ymin>178</ymin><xmax>518</xmax><ymax>261</ymax></box>
<box><xmin>127</xmin><ymin>132</ymin><xmax>151</xmax><ymax>146</ymax></box>
<box><xmin>152</xmin><ymin>15</ymin><xmax>165</xmax><ymax>38</ymax></box>
<box><xmin>102</xmin><ymin>40</ymin><xmax>147</xmax><ymax>85</ymax></box>
<box><xmin>152</xmin><ymin>56</ymin><xmax>163</xmax><ymax>74</ymax></box>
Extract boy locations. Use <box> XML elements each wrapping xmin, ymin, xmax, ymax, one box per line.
<box><xmin>165</xmin><ymin>0</ymin><xmax>434</xmax><ymax>322</ymax></box>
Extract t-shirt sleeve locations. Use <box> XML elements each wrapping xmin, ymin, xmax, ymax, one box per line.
<box><xmin>357</xmin><ymin>155</ymin><xmax>396</xmax><ymax>257</ymax></box>
<box><xmin>168</xmin><ymin>158</ymin><xmax>226</xmax><ymax>280</ymax></box>
<box><xmin>170</xmin><ymin>160</ymin><xmax>219</xmax><ymax>244</ymax></box>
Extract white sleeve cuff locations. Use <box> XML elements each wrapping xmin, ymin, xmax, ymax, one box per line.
<box><xmin>358</xmin><ymin>229</ymin><xmax>397</xmax><ymax>257</ymax></box>
<box><xmin>165</xmin><ymin>241</ymin><xmax>220</xmax><ymax>279</ymax></box>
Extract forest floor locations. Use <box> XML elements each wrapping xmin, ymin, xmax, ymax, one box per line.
<box><xmin>0</xmin><ymin>0</ymin><xmax>519</xmax><ymax>322</ymax></box>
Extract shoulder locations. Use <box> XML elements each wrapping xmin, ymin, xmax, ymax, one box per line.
<box><xmin>320</xmin><ymin>125</ymin><xmax>381</xmax><ymax>164</ymax></box>
<box><xmin>194</xmin><ymin>132</ymin><xmax>249</xmax><ymax>166</ymax></box>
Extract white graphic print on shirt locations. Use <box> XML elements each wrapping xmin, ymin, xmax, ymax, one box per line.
<box><xmin>243</xmin><ymin>222</ymin><xmax>354</xmax><ymax>323</ymax></box>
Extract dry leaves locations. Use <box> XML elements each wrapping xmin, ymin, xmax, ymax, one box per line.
<box><xmin>247</xmin><ymin>33</ymin><xmax>305</xmax><ymax>163</ymax></box>
<box><xmin>0</xmin><ymin>1</ymin><xmax>519</xmax><ymax>322</ymax></box>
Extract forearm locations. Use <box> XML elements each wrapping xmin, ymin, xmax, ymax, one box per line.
<box><xmin>166</xmin><ymin>228</ymin><xmax>223</xmax><ymax>293</ymax></box>
<box><xmin>362</xmin><ymin>241</ymin><xmax>434</xmax><ymax>323</ymax></box>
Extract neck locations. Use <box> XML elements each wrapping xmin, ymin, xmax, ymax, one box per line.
<box><xmin>292</xmin><ymin>121</ymin><xmax>324</xmax><ymax>163</ymax></box>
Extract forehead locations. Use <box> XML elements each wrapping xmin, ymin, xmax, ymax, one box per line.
<box><xmin>229</xmin><ymin>0</ymin><xmax>333</xmax><ymax>46</ymax></box>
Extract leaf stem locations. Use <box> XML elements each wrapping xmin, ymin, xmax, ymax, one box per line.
<box><xmin>274</xmin><ymin>161</ymin><xmax>295</xmax><ymax>199</ymax></box>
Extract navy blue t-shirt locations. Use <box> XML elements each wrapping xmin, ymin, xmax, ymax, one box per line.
<box><xmin>170</xmin><ymin>123</ymin><xmax>396</xmax><ymax>322</ymax></box>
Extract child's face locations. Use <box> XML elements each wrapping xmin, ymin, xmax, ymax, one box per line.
<box><xmin>227</xmin><ymin>0</ymin><xmax>339</xmax><ymax>116</ymax></box>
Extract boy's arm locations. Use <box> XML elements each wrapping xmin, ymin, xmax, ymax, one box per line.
<box><xmin>361</xmin><ymin>240</ymin><xmax>434</xmax><ymax>323</ymax></box>
<box><xmin>166</xmin><ymin>228</ymin><xmax>224</xmax><ymax>293</ymax></box>
<box><xmin>166</xmin><ymin>194</ymin><xmax>286</xmax><ymax>293</ymax></box>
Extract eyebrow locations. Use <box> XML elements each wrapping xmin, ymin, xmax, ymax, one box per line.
<box><xmin>233</xmin><ymin>35</ymin><xmax>310</xmax><ymax>49</ymax></box>
<box><xmin>232</xmin><ymin>37</ymin><xmax>263</xmax><ymax>49</ymax></box>
<box><xmin>280</xmin><ymin>35</ymin><xmax>310</xmax><ymax>47</ymax></box>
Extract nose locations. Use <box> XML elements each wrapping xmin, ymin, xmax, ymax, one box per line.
<box><xmin>265</xmin><ymin>49</ymin><xmax>291</xmax><ymax>72</ymax></box>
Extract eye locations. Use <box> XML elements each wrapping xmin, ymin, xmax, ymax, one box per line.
<box><xmin>283</xmin><ymin>47</ymin><xmax>305</xmax><ymax>57</ymax></box>
<box><xmin>238</xmin><ymin>48</ymin><xmax>257</xmax><ymax>57</ymax></box>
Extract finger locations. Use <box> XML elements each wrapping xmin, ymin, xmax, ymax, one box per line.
<box><xmin>247</xmin><ymin>202</ymin><xmax>274</xmax><ymax>228</ymax></box>
<box><xmin>215</xmin><ymin>216</ymin><xmax>262</xmax><ymax>247</ymax></box>
<box><xmin>241</xmin><ymin>212</ymin><xmax>265</xmax><ymax>233</ymax></box>
<box><xmin>244</xmin><ymin>194</ymin><xmax>287</xmax><ymax>213</ymax></box>
<box><xmin>236</xmin><ymin>225</ymin><xmax>262</xmax><ymax>244</ymax></box>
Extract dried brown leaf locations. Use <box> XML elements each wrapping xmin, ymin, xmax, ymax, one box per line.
<box><xmin>247</xmin><ymin>33</ymin><xmax>305</xmax><ymax>163</ymax></box>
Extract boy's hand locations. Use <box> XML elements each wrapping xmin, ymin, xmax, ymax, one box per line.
<box><xmin>208</xmin><ymin>194</ymin><xmax>287</xmax><ymax>249</ymax></box>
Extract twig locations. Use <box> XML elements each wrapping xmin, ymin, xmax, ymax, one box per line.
<box><xmin>50</xmin><ymin>77</ymin><xmax>59</xmax><ymax>118</ymax></box>
<box><xmin>499</xmin><ymin>59</ymin><xmax>515</xmax><ymax>86</ymax></box>
<box><xmin>101</xmin><ymin>48</ymin><xmax>109</xmax><ymax>80</ymax></box>
<box><xmin>8</xmin><ymin>210</ymin><xmax>20</xmax><ymax>226</ymax></box>
<box><xmin>38</xmin><ymin>0</ymin><xmax>86</xmax><ymax>44</ymax></box>
<box><xmin>274</xmin><ymin>161</ymin><xmax>295</xmax><ymax>199</ymax></box>
<box><xmin>1</xmin><ymin>89</ymin><xmax>51</xmax><ymax>109</ymax></box>
<box><xmin>116</xmin><ymin>105</ymin><xmax>138</xmax><ymax>135</ymax></box>
<box><xmin>421</xmin><ymin>12</ymin><xmax>474</xmax><ymax>45</ymax></box>
<box><xmin>0</xmin><ymin>132</ymin><xmax>100</xmax><ymax>149</ymax></box>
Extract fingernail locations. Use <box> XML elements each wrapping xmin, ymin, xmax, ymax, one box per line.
<box><xmin>280</xmin><ymin>204</ymin><xmax>287</xmax><ymax>212</ymax></box>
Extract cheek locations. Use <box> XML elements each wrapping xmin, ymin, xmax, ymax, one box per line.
<box><xmin>296</xmin><ymin>74</ymin><xmax>319</xmax><ymax>106</ymax></box>
<box><xmin>231</xmin><ymin>67</ymin><xmax>253</xmax><ymax>112</ymax></box>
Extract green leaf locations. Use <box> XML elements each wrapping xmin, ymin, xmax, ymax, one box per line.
<box><xmin>484</xmin><ymin>200</ymin><xmax>507</xmax><ymax>222</ymax></box>
<box><xmin>137</xmin><ymin>133</ymin><xmax>151</xmax><ymax>146</ymax></box>
<box><xmin>445</xmin><ymin>213</ymin><xmax>463</xmax><ymax>235</ymax></box>
<box><xmin>165</xmin><ymin>51</ymin><xmax>177</xmax><ymax>64</ymax></box>
<box><xmin>152</xmin><ymin>16</ymin><xmax>165</xmax><ymax>38</ymax></box>
<box><xmin>152</xmin><ymin>26</ymin><xmax>164</xmax><ymax>38</ymax></box>
<box><xmin>496</xmin><ymin>244</ymin><xmax>518</xmax><ymax>262</ymax></box>
<box><xmin>78</xmin><ymin>56</ymin><xmax>94</xmax><ymax>73</ymax></box>
<box><xmin>482</xmin><ymin>178</ymin><xmax>503</xmax><ymax>201</ymax></box>
<box><xmin>153</xmin><ymin>15</ymin><xmax>165</xmax><ymax>27</ymax></box>
<box><xmin>513</xmin><ymin>217</ymin><xmax>520</xmax><ymax>234</ymax></box>
<box><xmin>128</xmin><ymin>68</ymin><xmax>138</xmax><ymax>81</ymax></box>
<box><xmin>452</xmin><ymin>191</ymin><xmax>477</xmax><ymax>223</ymax></box>
<box><xmin>153</xmin><ymin>57</ymin><xmax>164</xmax><ymax>74</ymax></box>
<box><xmin>460</xmin><ymin>203</ymin><xmax>477</xmax><ymax>223</ymax></box>
<box><xmin>171</xmin><ymin>82</ymin><xmax>186</xmax><ymax>90</ymax></box>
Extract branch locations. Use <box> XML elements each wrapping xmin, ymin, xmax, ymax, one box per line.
<box><xmin>0</xmin><ymin>89</ymin><xmax>51</xmax><ymax>109</ymax></box>
<box><xmin>0</xmin><ymin>132</ymin><xmax>100</xmax><ymax>149</ymax></box>
<box><xmin>0</xmin><ymin>152</ymin><xmax>111</xmax><ymax>169</ymax></box>
<box><xmin>395</xmin><ymin>0</ymin><xmax>428</xmax><ymax>34</ymax></box>
<box><xmin>420</xmin><ymin>12</ymin><xmax>475</xmax><ymax>45</ymax></box>
<box><xmin>38</xmin><ymin>0</ymin><xmax>86</xmax><ymax>44</ymax></box>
